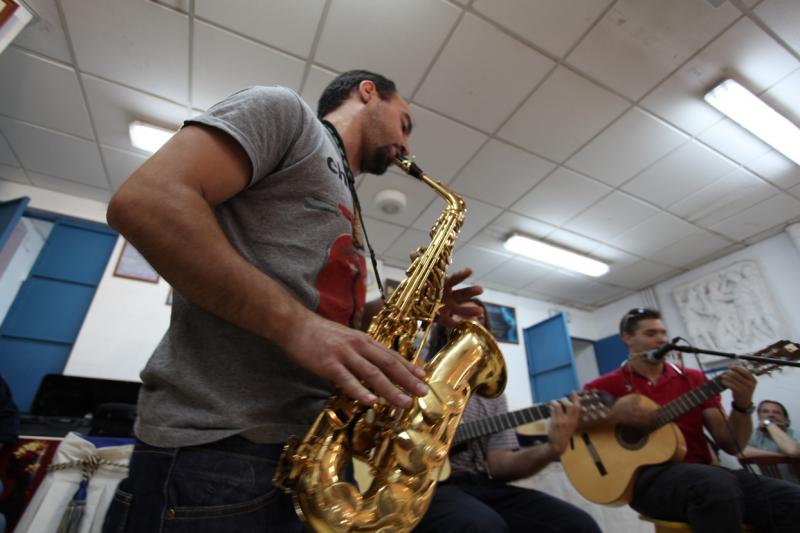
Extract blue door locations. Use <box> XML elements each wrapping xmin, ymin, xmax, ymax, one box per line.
<box><xmin>0</xmin><ymin>216</ymin><xmax>117</xmax><ymax>411</ymax></box>
<box><xmin>593</xmin><ymin>333</ymin><xmax>628</xmax><ymax>375</ymax></box>
<box><xmin>524</xmin><ymin>313</ymin><xmax>579</xmax><ymax>403</ymax></box>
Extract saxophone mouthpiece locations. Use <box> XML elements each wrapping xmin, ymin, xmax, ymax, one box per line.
<box><xmin>394</xmin><ymin>156</ymin><xmax>424</xmax><ymax>180</ymax></box>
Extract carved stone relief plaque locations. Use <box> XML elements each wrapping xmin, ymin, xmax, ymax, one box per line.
<box><xmin>673</xmin><ymin>261</ymin><xmax>783</xmax><ymax>358</ymax></box>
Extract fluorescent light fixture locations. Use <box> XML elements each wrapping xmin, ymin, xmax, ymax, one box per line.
<box><xmin>504</xmin><ymin>234</ymin><xmax>609</xmax><ymax>277</ymax></box>
<box><xmin>129</xmin><ymin>121</ymin><xmax>175</xmax><ymax>153</ymax></box>
<box><xmin>704</xmin><ymin>79</ymin><xmax>800</xmax><ymax>165</ymax></box>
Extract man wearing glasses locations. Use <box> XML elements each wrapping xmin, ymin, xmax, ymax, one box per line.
<box><xmin>583</xmin><ymin>308</ymin><xmax>800</xmax><ymax>532</ymax></box>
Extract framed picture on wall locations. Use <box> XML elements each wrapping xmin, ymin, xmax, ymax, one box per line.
<box><xmin>384</xmin><ymin>278</ymin><xmax>400</xmax><ymax>299</ymax></box>
<box><xmin>484</xmin><ymin>302</ymin><xmax>519</xmax><ymax>344</ymax></box>
<box><xmin>113</xmin><ymin>240</ymin><xmax>159</xmax><ymax>283</ymax></box>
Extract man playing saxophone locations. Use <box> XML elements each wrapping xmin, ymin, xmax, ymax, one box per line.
<box><xmin>102</xmin><ymin>70</ymin><xmax>481</xmax><ymax>533</ymax></box>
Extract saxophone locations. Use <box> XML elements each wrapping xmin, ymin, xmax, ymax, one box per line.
<box><xmin>273</xmin><ymin>156</ymin><xmax>507</xmax><ymax>532</ymax></box>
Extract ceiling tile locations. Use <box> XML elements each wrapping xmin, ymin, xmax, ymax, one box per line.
<box><xmin>789</xmin><ymin>183</ymin><xmax>800</xmax><ymax>199</ymax></box>
<box><xmin>0</xmin><ymin>164</ymin><xmax>29</xmax><ymax>185</ymax></box>
<box><xmin>0</xmin><ymin>133</ymin><xmax>19</xmax><ymax>167</ymax></box>
<box><xmin>709</xmin><ymin>194</ymin><xmax>800</xmax><ymax>240</ymax></box>
<box><xmin>300</xmin><ymin>66</ymin><xmax>337</xmax><ymax>116</ymax></box>
<box><xmin>641</xmin><ymin>18</ymin><xmax>800</xmax><ymax>135</ymax></box>
<box><xmin>562</xmin><ymin>191</ymin><xmax>660</xmax><ymax>241</ymax></box>
<box><xmin>415</xmin><ymin>13</ymin><xmax>555</xmax><ymax>132</ymax></box>
<box><xmin>83</xmin><ymin>75</ymin><xmax>191</xmax><ymax>154</ymax></box>
<box><xmin>406</xmin><ymin>105</ymin><xmax>487</xmax><ymax>183</ymax></box>
<box><xmin>648</xmin><ymin>229</ymin><xmax>733</xmax><ymax>268</ymax></box>
<box><xmin>0</xmin><ymin>48</ymin><xmax>92</xmax><ymax>138</ymax></box>
<box><xmin>192</xmin><ymin>21</ymin><xmax>305</xmax><ymax>110</ymax></box>
<box><xmin>498</xmin><ymin>66</ymin><xmax>629</xmax><ymax>162</ymax></box>
<box><xmin>195</xmin><ymin>0</ymin><xmax>324</xmax><ymax>57</ymax></box>
<box><xmin>755</xmin><ymin>0</ymin><xmax>800</xmax><ymax>54</ymax></box>
<box><xmin>362</xmin><ymin>216</ymin><xmax>405</xmax><ymax>255</ymax></box>
<box><xmin>528</xmin><ymin>272</ymin><xmax>624</xmax><ymax>305</ymax></box>
<box><xmin>591</xmin><ymin>244</ymin><xmax>640</xmax><ymax>268</ymax></box>
<box><xmin>511</xmin><ymin>168</ymin><xmax>611</xmax><ymax>225</ymax></box>
<box><xmin>479</xmin><ymin>256</ymin><xmax>554</xmax><ymax>288</ymax></box>
<box><xmin>473</xmin><ymin>0</ymin><xmax>612</xmax><ymax>58</ymax></box>
<box><xmin>0</xmin><ymin>117</ymin><xmax>107</xmax><ymax>189</ymax></box>
<box><xmin>153</xmin><ymin>0</ymin><xmax>189</xmax><ymax>11</ymax></box>
<box><xmin>600</xmin><ymin>259</ymin><xmax>676</xmax><ymax>289</ymax></box>
<box><xmin>762</xmin><ymin>67</ymin><xmax>800</xmax><ymax>125</ymax></box>
<box><xmin>315</xmin><ymin>0</ymin><xmax>461</xmax><ymax>95</ymax></box>
<box><xmin>27</xmin><ymin>171</ymin><xmax>111</xmax><ymax>203</ymax></box>
<box><xmin>622</xmin><ymin>141</ymin><xmax>737</xmax><ymax>207</ymax></box>
<box><xmin>611</xmin><ymin>212</ymin><xmax>697</xmax><ymax>256</ymax></box>
<box><xmin>697</xmin><ymin>119</ymin><xmax>772</xmax><ymax>165</ymax></box>
<box><xmin>12</xmin><ymin>0</ymin><xmax>72</xmax><ymax>63</ymax></box>
<box><xmin>412</xmin><ymin>195</ymin><xmax>501</xmax><ymax>244</ymax></box>
<box><xmin>745</xmin><ymin>150</ymin><xmax>800</xmax><ymax>190</ymax></box>
<box><xmin>566</xmin><ymin>0</ymin><xmax>740</xmax><ymax>100</ymax></box>
<box><xmin>61</xmin><ymin>0</ymin><xmax>189</xmax><ymax>103</ymax></box>
<box><xmin>669</xmin><ymin>168</ymin><xmax>776</xmax><ymax>227</ymax></box>
<box><xmin>566</xmin><ymin>108</ymin><xmax>687</xmax><ymax>186</ymax></box>
<box><xmin>101</xmin><ymin>146</ymin><xmax>148</xmax><ymax>190</ymax></box>
<box><xmin>450</xmin><ymin>140</ymin><xmax>554</xmax><ymax>208</ymax></box>
<box><xmin>357</xmin><ymin>169</ymin><xmax>436</xmax><ymax>227</ymax></box>
<box><xmin>382</xmin><ymin>228</ymin><xmax>431</xmax><ymax>264</ymax></box>
<box><xmin>452</xmin><ymin>244</ymin><xmax>512</xmax><ymax>281</ymax></box>
<box><xmin>468</xmin><ymin>212</ymin><xmax>557</xmax><ymax>253</ymax></box>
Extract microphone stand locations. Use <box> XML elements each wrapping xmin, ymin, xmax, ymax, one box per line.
<box><xmin>676</xmin><ymin>345</ymin><xmax>800</xmax><ymax>368</ymax></box>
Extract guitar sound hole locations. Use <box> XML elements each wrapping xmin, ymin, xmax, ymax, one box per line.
<box><xmin>615</xmin><ymin>425</ymin><xmax>648</xmax><ymax>451</ymax></box>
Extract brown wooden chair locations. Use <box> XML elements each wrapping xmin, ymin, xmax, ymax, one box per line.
<box><xmin>739</xmin><ymin>454</ymin><xmax>800</xmax><ymax>481</ymax></box>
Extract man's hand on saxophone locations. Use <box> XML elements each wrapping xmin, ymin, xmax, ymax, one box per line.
<box><xmin>283</xmin><ymin>309</ymin><xmax>428</xmax><ymax>409</ymax></box>
<box><xmin>439</xmin><ymin>267</ymin><xmax>485</xmax><ymax>328</ymax></box>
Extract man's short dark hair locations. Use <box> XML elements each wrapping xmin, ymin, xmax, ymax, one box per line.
<box><xmin>619</xmin><ymin>308</ymin><xmax>661</xmax><ymax>336</ymax></box>
<box><xmin>317</xmin><ymin>70</ymin><xmax>397</xmax><ymax>118</ymax></box>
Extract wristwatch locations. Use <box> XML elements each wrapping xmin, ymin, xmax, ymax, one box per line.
<box><xmin>731</xmin><ymin>401</ymin><xmax>755</xmax><ymax>415</ymax></box>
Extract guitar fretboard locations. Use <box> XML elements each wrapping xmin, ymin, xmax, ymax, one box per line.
<box><xmin>454</xmin><ymin>403</ymin><xmax>552</xmax><ymax>444</ymax></box>
<box><xmin>651</xmin><ymin>374</ymin><xmax>726</xmax><ymax>429</ymax></box>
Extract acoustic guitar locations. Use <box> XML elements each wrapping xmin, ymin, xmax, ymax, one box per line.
<box><xmin>560</xmin><ymin>340</ymin><xmax>799</xmax><ymax>506</ymax></box>
<box><xmin>438</xmin><ymin>389</ymin><xmax>613</xmax><ymax>480</ymax></box>
<box><xmin>353</xmin><ymin>389</ymin><xmax>613</xmax><ymax>490</ymax></box>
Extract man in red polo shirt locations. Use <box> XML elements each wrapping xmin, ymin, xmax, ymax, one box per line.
<box><xmin>585</xmin><ymin>308</ymin><xmax>800</xmax><ymax>532</ymax></box>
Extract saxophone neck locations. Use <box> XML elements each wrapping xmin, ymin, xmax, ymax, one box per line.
<box><xmin>393</xmin><ymin>157</ymin><xmax>464</xmax><ymax>211</ymax></box>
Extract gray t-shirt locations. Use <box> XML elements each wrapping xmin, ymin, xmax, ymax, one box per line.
<box><xmin>135</xmin><ymin>86</ymin><xmax>368</xmax><ymax>447</ymax></box>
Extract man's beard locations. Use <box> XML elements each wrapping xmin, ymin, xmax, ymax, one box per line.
<box><xmin>362</xmin><ymin>146</ymin><xmax>392</xmax><ymax>175</ymax></box>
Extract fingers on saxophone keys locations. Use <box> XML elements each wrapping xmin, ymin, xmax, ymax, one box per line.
<box><xmin>355</xmin><ymin>345</ymin><xmax>428</xmax><ymax>409</ymax></box>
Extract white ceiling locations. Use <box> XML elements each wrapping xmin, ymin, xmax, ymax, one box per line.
<box><xmin>1</xmin><ymin>0</ymin><xmax>799</xmax><ymax>310</ymax></box>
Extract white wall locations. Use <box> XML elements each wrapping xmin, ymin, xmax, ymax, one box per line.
<box><xmin>66</xmin><ymin>236</ymin><xmax>172</xmax><ymax>381</ymax></box>
<box><xmin>1</xmin><ymin>182</ymin><xmax>108</xmax><ymax>223</ymax></box>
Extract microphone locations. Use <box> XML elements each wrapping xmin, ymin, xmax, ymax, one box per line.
<box><xmin>644</xmin><ymin>338</ymin><xmax>681</xmax><ymax>363</ymax></box>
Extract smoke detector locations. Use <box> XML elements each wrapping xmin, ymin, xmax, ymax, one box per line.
<box><xmin>374</xmin><ymin>189</ymin><xmax>407</xmax><ymax>215</ymax></box>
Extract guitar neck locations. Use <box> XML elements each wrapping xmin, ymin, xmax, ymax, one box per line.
<box><xmin>652</xmin><ymin>374</ymin><xmax>726</xmax><ymax>428</ymax></box>
<box><xmin>454</xmin><ymin>403</ymin><xmax>551</xmax><ymax>444</ymax></box>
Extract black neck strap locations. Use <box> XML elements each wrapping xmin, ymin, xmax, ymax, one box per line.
<box><xmin>321</xmin><ymin>119</ymin><xmax>386</xmax><ymax>301</ymax></box>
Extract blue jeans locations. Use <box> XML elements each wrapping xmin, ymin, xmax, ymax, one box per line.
<box><xmin>632</xmin><ymin>463</ymin><xmax>800</xmax><ymax>532</ymax></box>
<box><xmin>102</xmin><ymin>436</ymin><xmax>306</xmax><ymax>533</ymax></box>
<box><xmin>414</xmin><ymin>472</ymin><xmax>601</xmax><ymax>533</ymax></box>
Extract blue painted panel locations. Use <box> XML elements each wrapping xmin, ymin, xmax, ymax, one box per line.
<box><xmin>533</xmin><ymin>366</ymin><xmax>579</xmax><ymax>403</ymax></box>
<box><xmin>0</xmin><ymin>338</ymin><xmax>72</xmax><ymax>412</ymax></box>
<box><xmin>594</xmin><ymin>333</ymin><xmax>628</xmax><ymax>375</ymax></box>
<box><xmin>32</xmin><ymin>223</ymin><xmax>117</xmax><ymax>285</ymax></box>
<box><xmin>0</xmin><ymin>277</ymin><xmax>96</xmax><ymax>343</ymax></box>
<box><xmin>0</xmin><ymin>197</ymin><xmax>29</xmax><ymax>251</ymax></box>
<box><xmin>524</xmin><ymin>313</ymin><xmax>579</xmax><ymax>403</ymax></box>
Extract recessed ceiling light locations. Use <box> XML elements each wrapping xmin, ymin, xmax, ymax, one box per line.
<box><xmin>129</xmin><ymin>121</ymin><xmax>175</xmax><ymax>153</ymax></box>
<box><xmin>504</xmin><ymin>234</ymin><xmax>609</xmax><ymax>277</ymax></box>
